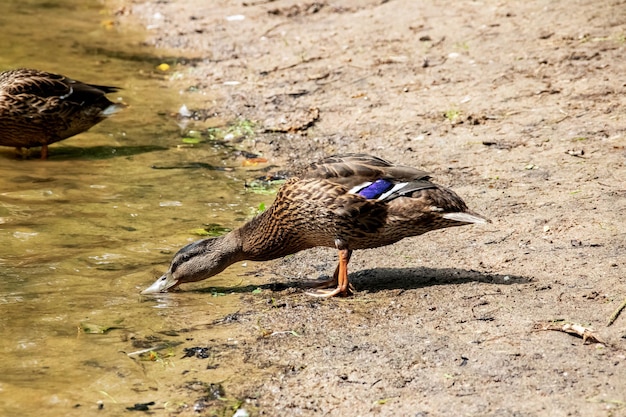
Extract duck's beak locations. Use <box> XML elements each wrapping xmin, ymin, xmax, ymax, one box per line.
<box><xmin>141</xmin><ymin>273</ymin><xmax>179</xmax><ymax>294</ymax></box>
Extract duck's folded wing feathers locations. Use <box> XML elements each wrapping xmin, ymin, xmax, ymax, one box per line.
<box><xmin>2</xmin><ymin>69</ymin><xmax>71</xmax><ymax>98</ymax></box>
<box><xmin>304</xmin><ymin>153</ymin><xmax>430</xmax><ymax>186</ymax></box>
<box><xmin>1</xmin><ymin>69</ymin><xmax>119</xmax><ymax>103</ymax></box>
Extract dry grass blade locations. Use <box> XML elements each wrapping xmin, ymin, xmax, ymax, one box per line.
<box><xmin>607</xmin><ymin>297</ymin><xmax>626</xmax><ymax>327</ymax></box>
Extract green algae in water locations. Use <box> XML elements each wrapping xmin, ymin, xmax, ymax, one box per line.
<box><xmin>181</xmin><ymin>137</ymin><xmax>202</xmax><ymax>144</ymax></box>
<box><xmin>190</xmin><ymin>224</ymin><xmax>232</xmax><ymax>237</ymax></box>
<box><xmin>245</xmin><ymin>178</ymin><xmax>285</xmax><ymax>195</ymax></box>
<box><xmin>79</xmin><ymin>319</ymin><xmax>124</xmax><ymax>334</ymax></box>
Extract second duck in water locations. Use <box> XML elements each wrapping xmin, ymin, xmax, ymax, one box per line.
<box><xmin>0</xmin><ymin>68</ymin><xmax>125</xmax><ymax>159</ymax></box>
<box><xmin>142</xmin><ymin>153</ymin><xmax>489</xmax><ymax>297</ymax></box>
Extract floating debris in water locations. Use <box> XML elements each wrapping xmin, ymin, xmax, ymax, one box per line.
<box><xmin>126</xmin><ymin>401</ymin><xmax>155</xmax><ymax>411</ymax></box>
<box><xmin>182</xmin><ymin>346</ymin><xmax>211</xmax><ymax>359</ymax></box>
<box><xmin>12</xmin><ymin>231</ymin><xmax>38</xmax><ymax>240</ymax></box>
<box><xmin>178</xmin><ymin>104</ymin><xmax>192</xmax><ymax>118</ymax></box>
<box><xmin>242</xmin><ymin>157</ymin><xmax>268</xmax><ymax>166</ymax></box>
<box><xmin>159</xmin><ymin>201</ymin><xmax>183</xmax><ymax>207</ymax></box>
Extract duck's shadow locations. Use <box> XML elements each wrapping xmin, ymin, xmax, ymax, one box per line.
<box><xmin>191</xmin><ymin>266</ymin><xmax>529</xmax><ymax>295</ymax></box>
<box><xmin>49</xmin><ymin>145</ymin><xmax>169</xmax><ymax>160</ymax></box>
<box><xmin>350</xmin><ymin>267</ymin><xmax>528</xmax><ymax>293</ymax></box>
<box><xmin>1</xmin><ymin>145</ymin><xmax>167</xmax><ymax>160</ymax></box>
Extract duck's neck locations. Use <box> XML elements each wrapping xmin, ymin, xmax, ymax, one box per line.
<box><xmin>236</xmin><ymin>206</ymin><xmax>304</xmax><ymax>261</ymax></box>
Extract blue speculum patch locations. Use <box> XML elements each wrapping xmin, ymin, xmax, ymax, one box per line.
<box><xmin>358</xmin><ymin>179</ymin><xmax>394</xmax><ymax>199</ymax></box>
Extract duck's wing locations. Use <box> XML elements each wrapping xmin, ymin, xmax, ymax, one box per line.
<box><xmin>303</xmin><ymin>153</ymin><xmax>435</xmax><ymax>202</ymax></box>
<box><xmin>303</xmin><ymin>154</ymin><xmax>488</xmax><ymax>224</ymax></box>
<box><xmin>2</xmin><ymin>69</ymin><xmax>73</xmax><ymax>98</ymax></box>
<box><xmin>305</xmin><ymin>154</ymin><xmax>428</xmax><ymax>181</ymax></box>
<box><xmin>1</xmin><ymin>68</ymin><xmax>119</xmax><ymax>104</ymax></box>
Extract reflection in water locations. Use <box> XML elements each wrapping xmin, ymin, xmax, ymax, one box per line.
<box><xmin>0</xmin><ymin>1</ymin><xmax>270</xmax><ymax>415</ymax></box>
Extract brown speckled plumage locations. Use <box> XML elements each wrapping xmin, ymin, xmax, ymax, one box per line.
<box><xmin>0</xmin><ymin>68</ymin><xmax>125</xmax><ymax>159</ymax></box>
<box><xmin>142</xmin><ymin>154</ymin><xmax>489</xmax><ymax>297</ymax></box>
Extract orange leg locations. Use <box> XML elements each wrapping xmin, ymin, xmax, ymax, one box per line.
<box><xmin>306</xmin><ymin>249</ymin><xmax>354</xmax><ymax>297</ymax></box>
<box><xmin>40</xmin><ymin>144</ymin><xmax>49</xmax><ymax>160</ymax></box>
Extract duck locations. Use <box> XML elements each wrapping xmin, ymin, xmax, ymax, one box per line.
<box><xmin>0</xmin><ymin>68</ymin><xmax>125</xmax><ymax>159</ymax></box>
<box><xmin>142</xmin><ymin>153</ymin><xmax>489</xmax><ymax>297</ymax></box>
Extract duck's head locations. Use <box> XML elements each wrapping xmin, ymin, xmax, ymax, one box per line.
<box><xmin>141</xmin><ymin>234</ymin><xmax>243</xmax><ymax>294</ymax></box>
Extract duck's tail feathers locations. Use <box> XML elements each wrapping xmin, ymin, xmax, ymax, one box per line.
<box><xmin>442</xmin><ymin>212</ymin><xmax>489</xmax><ymax>224</ymax></box>
<box><xmin>102</xmin><ymin>102</ymin><xmax>127</xmax><ymax>116</ymax></box>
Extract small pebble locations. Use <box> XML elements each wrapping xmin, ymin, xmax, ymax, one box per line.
<box><xmin>233</xmin><ymin>409</ymin><xmax>250</xmax><ymax>417</ymax></box>
<box><xmin>226</xmin><ymin>15</ymin><xmax>245</xmax><ymax>21</ymax></box>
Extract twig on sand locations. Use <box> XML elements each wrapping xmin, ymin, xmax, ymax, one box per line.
<box><xmin>533</xmin><ymin>321</ymin><xmax>605</xmax><ymax>345</ymax></box>
<box><xmin>125</xmin><ymin>345</ymin><xmax>170</xmax><ymax>357</ymax></box>
<box><xmin>607</xmin><ymin>297</ymin><xmax>626</xmax><ymax>327</ymax></box>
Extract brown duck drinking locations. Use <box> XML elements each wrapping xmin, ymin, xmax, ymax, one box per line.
<box><xmin>0</xmin><ymin>68</ymin><xmax>125</xmax><ymax>159</ymax></box>
<box><xmin>142</xmin><ymin>154</ymin><xmax>489</xmax><ymax>297</ymax></box>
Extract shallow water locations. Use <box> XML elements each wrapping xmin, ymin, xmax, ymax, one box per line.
<box><xmin>0</xmin><ymin>1</ymin><xmax>269</xmax><ymax>415</ymax></box>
